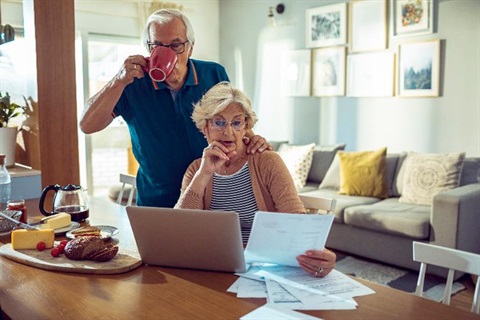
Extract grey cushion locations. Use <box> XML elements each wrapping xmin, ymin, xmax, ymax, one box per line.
<box><xmin>385</xmin><ymin>154</ymin><xmax>400</xmax><ymax>197</ymax></box>
<box><xmin>344</xmin><ymin>198</ymin><xmax>430</xmax><ymax>239</ymax></box>
<box><xmin>392</xmin><ymin>152</ymin><xmax>408</xmax><ymax>197</ymax></box>
<box><xmin>307</xmin><ymin>144</ymin><xmax>346</xmax><ymax>184</ymax></box>
<box><xmin>459</xmin><ymin>157</ymin><xmax>480</xmax><ymax>186</ymax></box>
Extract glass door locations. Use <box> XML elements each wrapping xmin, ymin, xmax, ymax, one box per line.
<box><xmin>76</xmin><ymin>33</ymin><xmax>145</xmax><ymax>197</ymax></box>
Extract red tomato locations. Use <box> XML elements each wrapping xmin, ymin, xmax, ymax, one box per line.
<box><xmin>50</xmin><ymin>247</ymin><xmax>61</xmax><ymax>257</ymax></box>
<box><xmin>36</xmin><ymin>242</ymin><xmax>46</xmax><ymax>251</ymax></box>
<box><xmin>57</xmin><ymin>243</ymin><xmax>66</xmax><ymax>254</ymax></box>
<box><xmin>59</xmin><ymin>240</ymin><xmax>69</xmax><ymax>247</ymax></box>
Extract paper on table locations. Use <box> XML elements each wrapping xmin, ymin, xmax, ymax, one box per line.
<box><xmin>254</xmin><ymin>267</ymin><xmax>374</xmax><ymax>299</ymax></box>
<box><xmin>237</xmin><ymin>277</ymin><xmax>268</xmax><ymax>298</ymax></box>
<box><xmin>240</xmin><ymin>304</ymin><xmax>324</xmax><ymax>320</ymax></box>
<box><xmin>244</xmin><ymin>212</ymin><xmax>334</xmax><ymax>266</ymax></box>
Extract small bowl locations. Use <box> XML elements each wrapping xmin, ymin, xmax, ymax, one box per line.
<box><xmin>0</xmin><ymin>210</ymin><xmax>22</xmax><ymax>236</ymax></box>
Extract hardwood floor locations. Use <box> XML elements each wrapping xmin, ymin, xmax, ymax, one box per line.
<box><xmin>449</xmin><ymin>274</ymin><xmax>477</xmax><ymax>313</ymax></box>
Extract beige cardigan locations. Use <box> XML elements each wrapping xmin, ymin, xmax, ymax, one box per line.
<box><xmin>175</xmin><ymin>150</ymin><xmax>306</xmax><ymax>213</ymax></box>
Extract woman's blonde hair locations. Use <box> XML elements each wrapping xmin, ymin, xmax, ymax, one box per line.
<box><xmin>191</xmin><ymin>82</ymin><xmax>258</xmax><ymax>131</ymax></box>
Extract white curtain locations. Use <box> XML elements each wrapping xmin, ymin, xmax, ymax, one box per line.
<box><xmin>253</xmin><ymin>25</ymin><xmax>296</xmax><ymax>142</ymax></box>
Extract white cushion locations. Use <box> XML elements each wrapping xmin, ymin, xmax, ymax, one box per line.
<box><xmin>318</xmin><ymin>154</ymin><xmax>341</xmax><ymax>190</ymax></box>
<box><xmin>399</xmin><ymin>152</ymin><xmax>465</xmax><ymax>205</ymax></box>
<box><xmin>277</xmin><ymin>143</ymin><xmax>315</xmax><ymax>189</ymax></box>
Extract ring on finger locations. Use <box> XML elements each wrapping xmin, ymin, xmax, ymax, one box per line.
<box><xmin>315</xmin><ymin>267</ymin><xmax>324</xmax><ymax>277</ymax></box>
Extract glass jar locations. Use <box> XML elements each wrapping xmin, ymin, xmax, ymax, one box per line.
<box><xmin>7</xmin><ymin>199</ymin><xmax>27</xmax><ymax>224</ymax></box>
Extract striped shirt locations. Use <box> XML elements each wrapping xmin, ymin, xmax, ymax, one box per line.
<box><xmin>210</xmin><ymin>162</ymin><xmax>257</xmax><ymax>244</ymax></box>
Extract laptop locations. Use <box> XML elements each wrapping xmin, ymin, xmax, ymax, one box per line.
<box><xmin>126</xmin><ymin>206</ymin><xmax>247</xmax><ymax>273</ymax></box>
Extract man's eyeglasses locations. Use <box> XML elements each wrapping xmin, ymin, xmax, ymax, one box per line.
<box><xmin>209</xmin><ymin>117</ymin><xmax>246</xmax><ymax>131</ymax></box>
<box><xmin>147</xmin><ymin>40</ymin><xmax>189</xmax><ymax>54</ymax></box>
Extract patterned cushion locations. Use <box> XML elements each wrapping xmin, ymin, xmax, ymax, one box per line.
<box><xmin>277</xmin><ymin>143</ymin><xmax>315</xmax><ymax>189</ymax></box>
<box><xmin>399</xmin><ymin>152</ymin><xmax>466</xmax><ymax>205</ymax></box>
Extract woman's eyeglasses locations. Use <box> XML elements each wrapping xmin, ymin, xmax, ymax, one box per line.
<box><xmin>209</xmin><ymin>117</ymin><xmax>246</xmax><ymax>131</ymax></box>
<box><xmin>147</xmin><ymin>40</ymin><xmax>189</xmax><ymax>54</ymax></box>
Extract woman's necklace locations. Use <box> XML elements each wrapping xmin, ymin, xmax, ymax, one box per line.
<box><xmin>223</xmin><ymin>153</ymin><xmax>247</xmax><ymax>174</ymax></box>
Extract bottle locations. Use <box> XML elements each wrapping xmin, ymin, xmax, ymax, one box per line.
<box><xmin>0</xmin><ymin>154</ymin><xmax>11</xmax><ymax>210</ymax></box>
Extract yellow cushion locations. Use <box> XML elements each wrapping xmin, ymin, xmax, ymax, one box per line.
<box><xmin>338</xmin><ymin>147</ymin><xmax>388</xmax><ymax>198</ymax></box>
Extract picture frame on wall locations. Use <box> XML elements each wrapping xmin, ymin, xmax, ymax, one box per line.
<box><xmin>312</xmin><ymin>46</ymin><xmax>346</xmax><ymax>97</ymax></box>
<box><xmin>347</xmin><ymin>51</ymin><xmax>395</xmax><ymax>97</ymax></box>
<box><xmin>280</xmin><ymin>49</ymin><xmax>311</xmax><ymax>97</ymax></box>
<box><xmin>391</xmin><ymin>0</ymin><xmax>435</xmax><ymax>37</ymax></box>
<box><xmin>398</xmin><ymin>40</ymin><xmax>440</xmax><ymax>97</ymax></box>
<box><xmin>306</xmin><ymin>3</ymin><xmax>347</xmax><ymax>48</ymax></box>
<box><xmin>350</xmin><ymin>0</ymin><xmax>387</xmax><ymax>52</ymax></box>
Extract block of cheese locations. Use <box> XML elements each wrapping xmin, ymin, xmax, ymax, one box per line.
<box><xmin>40</xmin><ymin>212</ymin><xmax>71</xmax><ymax>230</ymax></box>
<box><xmin>11</xmin><ymin>229</ymin><xmax>55</xmax><ymax>250</ymax></box>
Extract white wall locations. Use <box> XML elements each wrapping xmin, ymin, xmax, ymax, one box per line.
<box><xmin>1</xmin><ymin>0</ymin><xmax>220</xmax><ymax>60</ymax></box>
<box><xmin>75</xmin><ymin>0</ymin><xmax>221</xmax><ymax>61</ymax></box>
<box><xmin>220</xmin><ymin>0</ymin><xmax>480</xmax><ymax>157</ymax></box>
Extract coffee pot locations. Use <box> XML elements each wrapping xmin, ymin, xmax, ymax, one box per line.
<box><xmin>39</xmin><ymin>184</ymin><xmax>89</xmax><ymax>222</ymax></box>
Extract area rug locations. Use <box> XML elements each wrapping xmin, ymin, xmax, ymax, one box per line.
<box><xmin>335</xmin><ymin>253</ymin><xmax>465</xmax><ymax>302</ymax></box>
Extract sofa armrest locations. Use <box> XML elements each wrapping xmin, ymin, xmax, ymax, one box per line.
<box><xmin>430</xmin><ymin>183</ymin><xmax>480</xmax><ymax>254</ymax></box>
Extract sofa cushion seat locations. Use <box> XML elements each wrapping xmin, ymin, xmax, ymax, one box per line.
<box><xmin>344</xmin><ymin>198</ymin><xmax>430</xmax><ymax>239</ymax></box>
<box><xmin>299</xmin><ymin>189</ymin><xmax>380</xmax><ymax>223</ymax></box>
<box><xmin>297</xmin><ymin>182</ymin><xmax>320</xmax><ymax>193</ymax></box>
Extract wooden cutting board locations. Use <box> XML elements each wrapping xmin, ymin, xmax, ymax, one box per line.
<box><xmin>0</xmin><ymin>242</ymin><xmax>143</xmax><ymax>274</ymax></box>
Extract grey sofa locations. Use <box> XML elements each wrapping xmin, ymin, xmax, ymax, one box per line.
<box><xmin>281</xmin><ymin>144</ymin><xmax>480</xmax><ymax>278</ymax></box>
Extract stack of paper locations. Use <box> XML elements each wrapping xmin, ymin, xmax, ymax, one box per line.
<box><xmin>229</xmin><ymin>211</ymin><xmax>375</xmax><ymax>318</ymax></box>
<box><xmin>229</xmin><ymin>266</ymin><xmax>374</xmax><ymax>310</ymax></box>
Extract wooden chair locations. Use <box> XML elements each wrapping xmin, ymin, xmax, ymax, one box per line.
<box><xmin>116</xmin><ymin>173</ymin><xmax>137</xmax><ymax>206</ymax></box>
<box><xmin>413</xmin><ymin>241</ymin><xmax>480</xmax><ymax>314</ymax></box>
<box><xmin>298</xmin><ymin>194</ymin><xmax>336</xmax><ymax>215</ymax></box>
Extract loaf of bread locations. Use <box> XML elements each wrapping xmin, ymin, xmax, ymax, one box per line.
<box><xmin>64</xmin><ymin>236</ymin><xmax>119</xmax><ymax>262</ymax></box>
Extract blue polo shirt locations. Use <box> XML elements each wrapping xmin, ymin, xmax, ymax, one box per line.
<box><xmin>113</xmin><ymin>59</ymin><xmax>229</xmax><ymax>207</ymax></box>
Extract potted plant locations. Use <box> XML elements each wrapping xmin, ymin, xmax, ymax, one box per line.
<box><xmin>0</xmin><ymin>92</ymin><xmax>26</xmax><ymax>167</ymax></box>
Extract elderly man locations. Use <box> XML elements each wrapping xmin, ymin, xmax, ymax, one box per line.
<box><xmin>80</xmin><ymin>9</ymin><xmax>269</xmax><ymax>207</ymax></box>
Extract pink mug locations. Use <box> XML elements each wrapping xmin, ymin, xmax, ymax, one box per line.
<box><xmin>144</xmin><ymin>46</ymin><xmax>178</xmax><ymax>82</ymax></box>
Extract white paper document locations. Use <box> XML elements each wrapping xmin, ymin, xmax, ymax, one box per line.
<box><xmin>254</xmin><ymin>266</ymin><xmax>374</xmax><ymax>299</ymax></box>
<box><xmin>233</xmin><ymin>266</ymin><xmax>374</xmax><ymax>311</ymax></box>
<box><xmin>244</xmin><ymin>212</ymin><xmax>334</xmax><ymax>266</ymax></box>
<box><xmin>240</xmin><ymin>304</ymin><xmax>324</xmax><ymax>320</ymax></box>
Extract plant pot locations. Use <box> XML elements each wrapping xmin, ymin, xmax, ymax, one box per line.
<box><xmin>0</xmin><ymin>127</ymin><xmax>18</xmax><ymax>167</ymax></box>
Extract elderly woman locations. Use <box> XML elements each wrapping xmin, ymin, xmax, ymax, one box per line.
<box><xmin>175</xmin><ymin>82</ymin><xmax>336</xmax><ymax>277</ymax></box>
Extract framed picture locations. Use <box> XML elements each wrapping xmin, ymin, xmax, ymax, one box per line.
<box><xmin>350</xmin><ymin>0</ymin><xmax>387</xmax><ymax>52</ymax></box>
<box><xmin>347</xmin><ymin>51</ymin><xmax>395</xmax><ymax>97</ymax></box>
<box><xmin>280</xmin><ymin>50</ymin><xmax>311</xmax><ymax>97</ymax></box>
<box><xmin>306</xmin><ymin>3</ymin><xmax>348</xmax><ymax>48</ymax></box>
<box><xmin>312</xmin><ymin>46</ymin><xmax>346</xmax><ymax>97</ymax></box>
<box><xmin>398</xmin><ymin>40</ymin><xmax>440</xmax><ymax>97</ymax></box>
<box><xmin>391</xmin><ymin>0</ymin><xmax>435</xmax><ymax>37</ymax></box>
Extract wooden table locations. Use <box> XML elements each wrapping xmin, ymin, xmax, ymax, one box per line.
<box><xmin>0</xmin><ymin>198</ymin><xmax>476</xmax><ymax>320</ymax></box>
